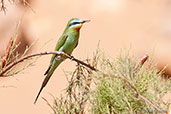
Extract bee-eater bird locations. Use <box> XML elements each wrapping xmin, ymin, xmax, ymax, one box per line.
<box><xmin>34</xmin><ymin>18</ymin><xmax>90</xmax><ymax>104</ymax></box>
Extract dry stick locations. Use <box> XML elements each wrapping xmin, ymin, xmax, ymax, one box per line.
<box><xmin>0</xmin><ymin>51</ymin><xmax>97</xmax><ymax>76</ymax></box>
<box><xmin>71</xmin><ymin>56</ymin><xmax>97</xmax><ymax>71</ymax></box>
<box><xmin>42</xmin><ymin>97</ymin><xmax>57</xmax><ymax>113</ymax></box>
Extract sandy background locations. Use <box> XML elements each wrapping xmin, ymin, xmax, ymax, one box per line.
<box><xmin>0</xmin><ymin>0</ymin><xmax>171</xmax><ymax>114</ymax></box>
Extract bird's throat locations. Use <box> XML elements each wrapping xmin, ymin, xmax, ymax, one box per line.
<box><xmin>75</xmin><ymin>24</ymin><xmax>83</xmax><ymax>32</ymax></box>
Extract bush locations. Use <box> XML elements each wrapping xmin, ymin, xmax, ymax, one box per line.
<box><xmin>45</xmin><ymin>49</ymin><xmax>171</xmax><ymax>114</ymax></box>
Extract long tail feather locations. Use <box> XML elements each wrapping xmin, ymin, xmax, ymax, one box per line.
<box><xmin>34</xmin><ymin>59</ymin><xmax>63</xmax><ymax>104</ymax></box>
<box><xmin>44</xmin><ymin>65</ymin><xmax>51</xmax><ymax>75</ymax></box>
<box><xmin>34</xmin><ymin>85</ymin><xmax>44</xmax><ymax>104</ymax></box>
<box><xmin>34</xmin><ymin>75</ymin><xmax>52</xmax><ymax>104</ymax></box>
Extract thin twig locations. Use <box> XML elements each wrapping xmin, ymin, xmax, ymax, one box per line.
<box><xmin>42</xmin><ymin>97</ymin><xmax>56</xmax><ymax>113</ymax></box>
<box><xmin>0</xmin><ymin>51</ymin><xmax>97</xmax><ymax>76</ymax></box>
<box><xmin>138</xmin><ymin>94</ymin><xmax>162</xmax><ymax>112</ymax></box>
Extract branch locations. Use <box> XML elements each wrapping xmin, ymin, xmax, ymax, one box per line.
<box><xmin>0</xmin><ymin>51</ymin><xmax>97</xmax><ymax>76</ymax></box>
<box><xmin>42</xmin><ymin>97</ymin><xmax>56</xmax><ymax>113</ymax></box>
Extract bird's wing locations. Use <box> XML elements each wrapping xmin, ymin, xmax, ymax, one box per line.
<box><xmin>51</xmin><ymin>34</ymin><xmax>68</xmax><ymax>63</ymax></box>
<box><xmin>44</xmin><ymin>34</ymin><xmax>68</xmax><ymax>75</ymax></box>
<box><xmin>74</xmin><ymin>42</ymin><xmax>78</xmax><ymax>49</ymax></box>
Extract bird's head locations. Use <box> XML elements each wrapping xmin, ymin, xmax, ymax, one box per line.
<box><xmin>66</xmin><ymin>18</ymin><xmax>90</xmax><ymax>31</ymax></box>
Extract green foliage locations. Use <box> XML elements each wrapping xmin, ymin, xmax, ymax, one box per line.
<box><xmin>48</xmin><ymin>49</ymin><xmax>171</xmax><ymax>114</ymax></box>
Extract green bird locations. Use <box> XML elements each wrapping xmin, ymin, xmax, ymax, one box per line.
<box><xmin>34</xmin><ymin>18</ymin><xmax>90</xmax><ymax>104</ymax></box>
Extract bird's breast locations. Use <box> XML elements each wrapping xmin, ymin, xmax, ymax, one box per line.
<box><xmin>60</xmin><ymin>34</ymin><xmax>79</xmax><ymax>55</ymax></box>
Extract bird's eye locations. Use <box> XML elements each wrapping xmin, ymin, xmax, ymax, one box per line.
<box><xmin>73</xmin><ymin>22</ymin><xmax>78</xmax><ymax>25</ymax></box>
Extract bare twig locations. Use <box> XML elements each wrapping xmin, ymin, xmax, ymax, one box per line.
<box><xmin>1</xmin><ymin>37</ymin><xmax>14</xmax><ymax>68</ymax></box>
<box><xmin>42</xmin><ymin>97</ymin><xmax>56</xmax><ymax>113</ymax></box>
<box><xmin>0</xmin><ymin>51</ymin><xmax>97</xmax><ymax>76</ymax></box>
<box><xmin>71</xmin><ymin>56</ymin><xmax>97</xmax><ymax>71</ymax></box>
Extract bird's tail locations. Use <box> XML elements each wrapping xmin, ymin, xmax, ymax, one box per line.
<box><xmin>34</xmin><ymin>59</ymin><xmax>63</xmax><ymax>104</ymax></box>
<box><xmin>34</xmin><ymin>74</ymin><xmax>52</xmax><ymax>104</ymax></box>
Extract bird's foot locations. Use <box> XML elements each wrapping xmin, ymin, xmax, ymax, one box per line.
<box><xmin>70</xmin><ymin>55</ymin><xmax>74</xmax><ymax>61</ymax></box>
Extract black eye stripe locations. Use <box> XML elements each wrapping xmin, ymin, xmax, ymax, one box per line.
<box><xmin>69</xmin><ymin>22</ymin><xmax>81</xmax><ymax>26</ymax></box>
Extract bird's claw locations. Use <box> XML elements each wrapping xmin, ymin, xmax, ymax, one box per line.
<box><xmin>70</xmin><ymin>55</ymin><xmax>74</xmax><ymax>61</ymax></box>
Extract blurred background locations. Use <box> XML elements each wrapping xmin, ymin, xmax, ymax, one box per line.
<box><xmin>0</xmin><ymin>0</ymin><xmax>171</xmax><ymax>114</ymax></box>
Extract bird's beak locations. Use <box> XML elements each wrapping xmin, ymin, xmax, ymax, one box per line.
<box><xmin>82</xmin><ymin>20</ymin><xmax>90</xmax><ymax>24</ymax></box>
